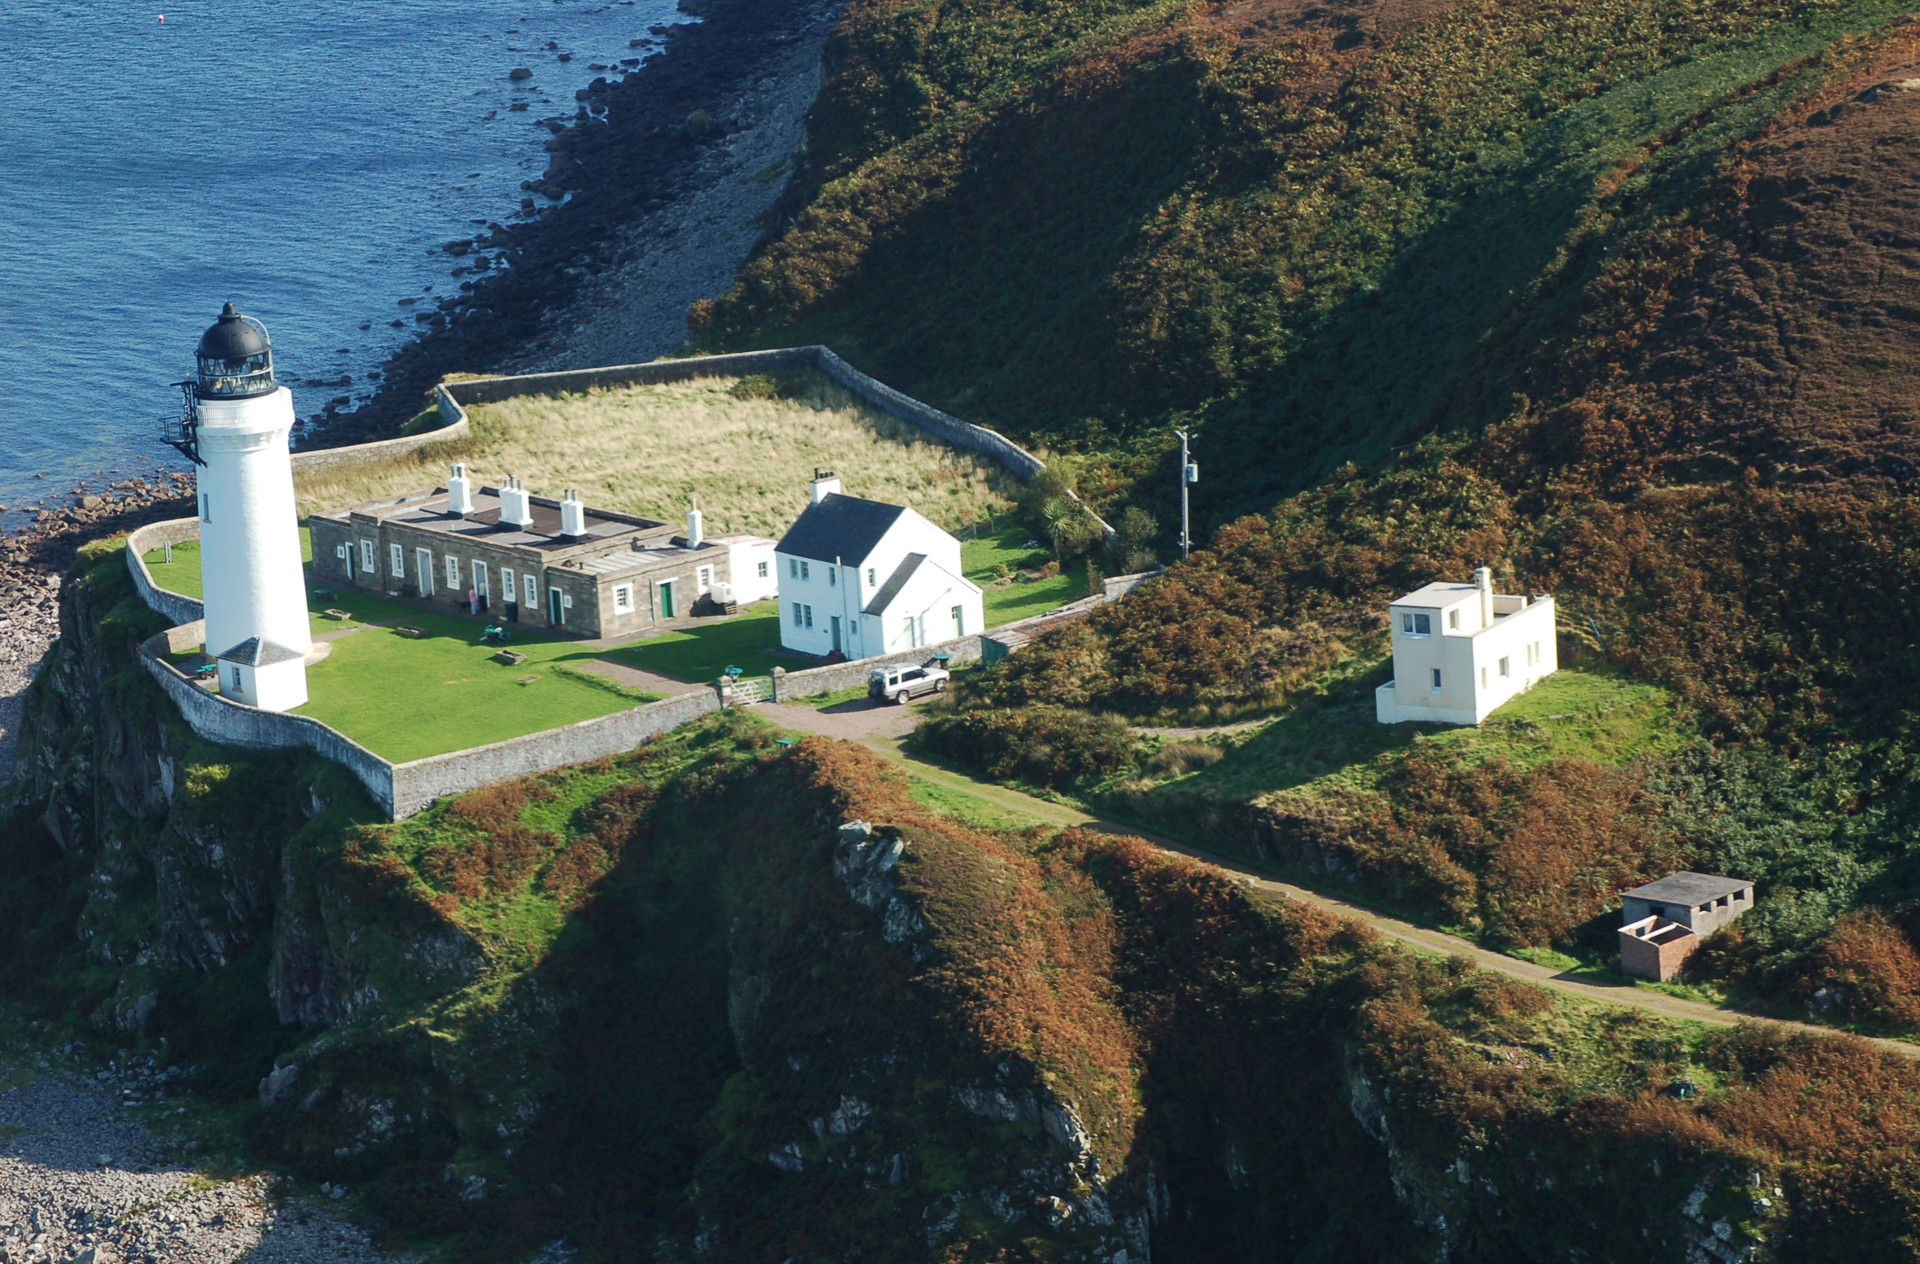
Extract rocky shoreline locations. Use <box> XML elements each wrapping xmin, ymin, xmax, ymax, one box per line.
<box><xmin>316</xmin><ymin>0</ymin><xmax>846</xmax><ymax>444</ymax></box>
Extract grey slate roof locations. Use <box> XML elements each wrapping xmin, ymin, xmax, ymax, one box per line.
<box><xmin>215</xmin><ymin>637</ymin><xmax>304</xmax><ymax>667</ymax></box>
<box><xmin>775</xmin><ymin>493</ymin><xmax>905</xmax><ymax>566</ymax></box>
<box><xmin>1622</xmin><ymin>872</ymin><xmax>1752</xmax><ymax>905</ymax></box>
<box><xmin>864</xmin><ymin>553</ymin><xmax>926</xmax><ymax>615</ymax></box>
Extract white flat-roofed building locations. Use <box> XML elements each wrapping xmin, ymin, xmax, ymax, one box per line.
<box><xmin>1375</xmin><ymin>567</ymin><xmax>1557</xmax><ymax>726</ymax></box>
<box><xmin>773</xmin><ymin>471</ymin><xmax>984</xmax><ymax>659</ymax></box>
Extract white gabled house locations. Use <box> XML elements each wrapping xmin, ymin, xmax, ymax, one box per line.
<box><xmin>774</xmin><ymin>472</ymin><xmax>985</xmax><ymax>659</ymax></box>
<box><xmin>1375</xmin><ymin>567</ymin><xmax>1557</xmax><ymax>726</ymax></box>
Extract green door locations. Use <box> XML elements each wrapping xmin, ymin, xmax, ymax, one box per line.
<box><xmin>660</xmin><ymin>580</ymin><xmax>675</xmax><ymax>620</ymax></box>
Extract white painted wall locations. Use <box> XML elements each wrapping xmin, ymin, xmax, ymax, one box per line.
<box><xmin>196</xmin><ymin>387</ymin><xmax>312</xmax><ymax>660</ymax></box>
<box><xmin>1377</xmin><ymin>583</ymin><xmax>1556</xmax><ymax>725</ymax></box>
<box><xmin>775</xmin><ymin>504</ymin><xmax>979</xmax><ymax>659</ymax></box>
<box><xmin>724</xmin><ymin>538</ymin><xmax>779</xmax><ymax>604</ymax></box>
<box><xmin>859</xmin><ymin>556</ymin><xmax>982</xmax><ymax>654</ymax></box>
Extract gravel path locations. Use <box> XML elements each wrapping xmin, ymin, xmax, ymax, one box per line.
<box><xmin>0</xmin><ymin>1075</ymin><xmax>401</xmax><ymax>1264</ymax></box>
<box><xmin>754</xmin><ymin>698</ymin><xmax>920</xmax><ymax>741</ymax></box>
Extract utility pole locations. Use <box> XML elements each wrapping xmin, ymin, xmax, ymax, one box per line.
<box><xmin>1175</xmin><ymin>430</ymin><xmax>1197</xmax><ymax>560</ymax></box>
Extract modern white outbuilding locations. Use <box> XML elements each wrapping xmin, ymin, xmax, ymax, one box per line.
<box><xmin>170</xmin><ymin>304</ymin><xmax>313</xmax><ymax>712</ymax></box>
<box><xmin>773</xmin><ymin>472</ymin><xmax>984</xmax><ymax>659</ymax></box>
<box><xmin>1374</xmin><ymin>567</ymin><xmax>1556</xmax><ymax>726</ymax></box>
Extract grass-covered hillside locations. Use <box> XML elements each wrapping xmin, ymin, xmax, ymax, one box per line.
<box><xmin>688</xmin><ymin>0</ymin><xmax>1920</xmax><ymax>1039</ymax></box>
<box><xmin>295</xmin><ymin>372</ymin><xmax>1017</xmax><ymax>534</ymax></box>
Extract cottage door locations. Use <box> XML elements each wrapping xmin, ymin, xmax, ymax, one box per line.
<box><xmin>659</xmin><ymin>580</ymin><xmax>675</xmax><ymax>620</ymax></box>
<box><xmin>548</xmin><ymin>587</ymin><xmax>564</xmax><ymax>625</ymax></box>
<box><xmin>830</xmin><ymin>616</ymin><xmax>842</xmax><ymax>654</ymax></box>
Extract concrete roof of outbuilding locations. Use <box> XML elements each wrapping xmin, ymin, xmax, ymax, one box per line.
<box><xmin>322</xmin><ymin>485</ymin><xmax>669</xmax><ymax>552</ymax></box>
<box><xmin>1391</xmin><ymin>581</ymin><xmax>1484</xmax><ymax>607</ymax></box>
<box><xmin>1622</xmin><ymin>872</ymin><xmax>1752</xmax><ymax>904</ymax></box>
<box><xmin>775</xmin><ymin>493</ymin><xmax>905</xmax><ymax>566</ymax></box>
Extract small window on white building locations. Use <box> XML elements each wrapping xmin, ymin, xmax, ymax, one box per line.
<box><xmin>792</xmin><ymin>602</ymin><xmax>803</xmax><ymax>627</ymax></box>
<box><xmin>800</xmin><ymin>560</ymin><xmax>810</xmax><ymax>581</ymax></box>
<box><xmin>1498</xmin><ymin>656</ymin><xmax>1510</xmax><ymax>678</ymax></box>
<box><xmin>359</xmin><ymin>540</ymin><xmax>376</xmax><ymax>573</ymax></box>
<box><xmin>867</xmin><ymin>566</ymin><xmax>876</xmax><ymax>588</ymax></box>
<box><xmin>803</xmin><ymin>604</ymin><xmax>814</xmax><ymax>628</ymax></box>
<box><xmin>1401</xmin><ymin>612</ymin><xmax>1431</xmax><ymax>637</ymax></box>
<box><xmin>757</xmin><ymin>560</ymin><xmax>769</xmax><ymax>579</ymax></box>
<box><xmin>524</xmin><ymin>573</ymin><xmax>537</xmax><ymax>607</ymax></box>
<box><xmin>389</xmin><ymin>542</ymin><xmax>404</xmax><ymax>577</ymax></box>
<box><xmin>1448</xmin><ymin>609</ymin><xmax>1459</xmax><ymax>630</ymax></box>
<box><xmin>502</xmin><ymin>567</ymin><xmax>515</xmax><ymax>603</ymax></box>
<box><xmin>1430</xmin><ymin>668</ymin><xmax>1442</xmax><ymax>692</ymax></box>
<box><xmin>827</xmin><ymin>566</ymin><xmax>836</xmax><ymax>587</ymax></box>
<box><xmin>614</xmin><ymin>584</ymin><xmax>634</xmax><ymax>614</ymax></box>
<box><xmin>789</xmin><ymin>558</ymin><xmax>799</xmax><ymax>579</ymax></box>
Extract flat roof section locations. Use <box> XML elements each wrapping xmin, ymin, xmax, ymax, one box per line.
<box><xmin>322</xmin><ymin>485</ymin><xmax>669</xmax><ymax>552</ymax></box>
<box><xmin>1622</xmin><ymin>871</ymin><xmax>1752</xmax><ymax>905</ymax></box>
<box><xmin>1390</xmin><ymin>581</ymin><xmax>1482</xmax><ymax>608</ymax></box>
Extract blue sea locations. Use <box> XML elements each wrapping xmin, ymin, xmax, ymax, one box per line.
<box><xmin>0</xmin><ymin>0</ymin><xmax>684</xmax><ymax>522</ymax></box>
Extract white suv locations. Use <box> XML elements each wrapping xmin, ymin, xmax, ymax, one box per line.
<box><xmin>868</xmin><ymin>663</ymin><xmax>950</xmax><ymax>704</ymax></box>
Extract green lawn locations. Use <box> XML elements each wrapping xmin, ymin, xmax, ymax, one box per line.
<box><xmin>296</xmin><ymin>611</ymin><xmax>659</xmax><ymax>762</ymax></box>
<box><xmin>610</xmin><ymin>603</ymin><xmax>809</xmax><ymax>682</ymax></box>
<box><xmin>144</xmin><ymin>532</ymin><xmax>421</xmax><ymax>639</ymax></box>
<box><xmin>143</xmin><ymin>526</ymin><xmax>314</xmax><ymax>601</ymax></box>
<box><xmin>961</xmin><ymin>524</ymin><xmax>1089</xmax><ymax>628</ymax></box>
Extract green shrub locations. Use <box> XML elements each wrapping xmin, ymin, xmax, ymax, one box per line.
<box><xmin>1145</xmin><ymin>740</ymin><xmax>1222</xmax><ymax>779</ymax></box>
<box><xmin>917</xmin><ymin>707</ymin><xmax>1136</xmax><ymax>789</ymax></box>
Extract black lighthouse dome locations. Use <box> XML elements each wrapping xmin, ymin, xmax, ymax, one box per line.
<box><xmin>194</xmin><ymin>302</ymin><xmax>276</xmax><ymax>399</ymax></box>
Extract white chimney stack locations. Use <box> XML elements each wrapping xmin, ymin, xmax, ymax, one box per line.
<box><xmin>447</xmin><ymin>463</ymin><xmax>474</xmax><ymax>516</ymax></box>
<box><xmin>1473</xmin><ymin>566</ymin><xmax>1493</xmax><ymax>627</ymax></box>
<box><xmin>560</xmin><ymin>489</ymin><xmax>586</xmax><ymax>538</ymax></box>
<box><xmin>687</xmin><ymin>502</ymin><xmax>705</xmax><ymax>549</ymax></box>
<box><xmin>500</xmin><ymin>474</ymin><xmax>533</xmax><ymax>529</ymax></box>
<box><xmin>811</xmin><ymin>468</ymin><xmax>842</xmax><ymax>504</ymax></box>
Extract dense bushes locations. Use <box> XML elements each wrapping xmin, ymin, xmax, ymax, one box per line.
<box><xmin>916</xmin><ymin>706</ymin><xmax>1136</xmax><ymax>789</ymax></box>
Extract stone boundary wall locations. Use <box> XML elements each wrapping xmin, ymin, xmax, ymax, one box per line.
<box><xmin>388</xmin><ymin>688</ymin><xmax>721</xmax><ymax>819</ymax></box>
<box><xmin>436</xmin><ymin>347</ymin><xmax>1115</xmax><ymax>537</ymax></box>
<box><xmin>139</xmin><ymin>623</ymin><xmax>399</xmax><ymax>816</ymax></box>
<box><xmin>288</xmin><ymin>409</ymin><xmax>472</xmax><ymax>473</ymax></box>
<box><xmin>769</xmin><ymin>634</ymin><xmax>984</xmax><ymax>702</ymax></box>
<box><xmin>125</xmin><ymin>519</ymin><xmax>207</xmax><ymax>627</ymax></box>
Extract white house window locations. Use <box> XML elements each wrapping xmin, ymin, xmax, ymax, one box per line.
<box><xmin>359</xmin><ymin>540</ymin><xmax>376</xmax><ymax>573</ymax></box>
<box><xmin>757</xmin><ymin>561</ymin><xmax>769</xmax><ymax>579</ymax></box>
<box><xmin>827</xmin><ymin>567</ymin><xmax>836</xmax><ymax>587</ymax></box>
<box><xmin>1448</xmin><ymin>609</ymin><xmax>1459</xmax><ymax>630</ymax></box>
<box><xmin>445</xmin><ymin>555</ymin><xmax>460</xmax><ymax>589</ymax></box>
<box><xmin>1430</xmin><ymin>668</ymin><xmax>1442</xmax><ymax>692</ymax></box>
<box><xmin>800</xmin><ymin>560</ymin><xmax>810</xmax><ymax>581</ymax></box>
<box><xmin>389</xmin><ymin>543</ymin><xmax>404</xmax><ymax>577</ymax></box>
<box><xmin>614</xmin><ymin>584</ymin><xmax>634</xmax><ymax>614</ymax></box>
<box><xmin>524</xmin><ymin>573</ymin><xmax>538</xmax><ymax>606</ymax></box>
<box><xmin>952</xmin><ymin>605</ymin><xmax>964</xmax><ymax>637</ymax></box>
<box><xmin>866</xmin><ymin>567</ymin><xmax>876</xmax><ymax>588</ymax></box>
<box><xmin>803</xmin><ymin>604</ymin><xmax>813</xmax><ymax>628</ymax></box>
<box><xmin>1401</xmin><ymin>612</ymin><xmax>1431</xmax><ymax>637</ymax></box>
<box><xmin>1499</xmin><ymin>656</ymin><xmax>1510</xmax><ymax>678</ymax></box>
<box><xmin>792</xmin><ymin>602</ymin><xmax>803</xmax><ymax>627</ymax></box>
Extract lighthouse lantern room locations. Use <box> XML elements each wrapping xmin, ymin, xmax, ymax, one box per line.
<box><xmin>179</xmin><ymin>303</ymin><xmax>312</xmax><ymax>712</ymax></box>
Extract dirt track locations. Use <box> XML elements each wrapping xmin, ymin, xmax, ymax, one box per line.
<box><xmin>756</xmin><ymin>704</ymin><xmax>1920</xmax><ymax>1059</ymax></box>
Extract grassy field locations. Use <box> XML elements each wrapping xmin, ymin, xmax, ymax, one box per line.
<box><xmin>292</xmin><ymin>372</ymin><xmax>1020</xmax><ymax>534</ymax></box>
<box><xmin>295</xmin><ymin>611</ymin><xmax>659</xmax><ymax>762</ymax></box>
<box><xmin>960</xmin><ymin>522</ymin><xmax>1088</xmax><ymax>627</ymax></box>
<box><xmin>610</xmin><ymin>603</ymin><xmax>809</xmax><ymax>682</ymax></box>
<box><xmin>143</xmin><ymin>527</ymin><xmax>315</xmax><ymax>601</ymax></box>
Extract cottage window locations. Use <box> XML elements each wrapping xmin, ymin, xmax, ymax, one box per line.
<box><xmin>524</xmin><ymin>573</ymin><xmax>537</xmax><ymax>607</ymax></box>
<box><xmin>789</xmin><ymin>558</ymin><xmax>799</xmax><ymax>579</ymax></box>
<box><xmin>803</xmin><ymin>604</ymin><xmax>813</xmax><ymax>629</ymax></box>
<box><xmin>1498</xmin><ymin>656</ymin><xmax>1510</xmax><ymax>678</ymax></box>
<box><xmin>757</xmin><ymin>561</ymin><xmax>769</xmax><ymax>579</ymax></box>
<box><xmin>792</xmin><ymin>602</ymin><xmax>803</xmax><ymax>627</ymax></box>
<box><xmin>501</xmin><ymin>567</ymin><xmax>515</xmax><ymax>604</ymax></box>
<box><xmin>359</xmin><ymin>540</ymin><xmax>376</xmax><ymax>573</ymax></box>
<box><xmin>389</xmin><ymin>542</ymin><xmax>404</xmax><ymax>578</ymax></box>
<box><xmin>828</xmin><ymin>566</ymin><xmax>836</xmax><ymax>587</ymax></box>
<box><xmin>614</xmin><ymin>584</ymin><xmax>634</xmax><ymax>614</ymax></box>
<box><xmin>1430</xmin><ymin>668</ymin><xmax>1441</xmax><ymax>692</ymax></box>
<box><xmin>1448</xmin><ymin>609</ymin><xmax>1459</xmax><ymax>630</ymax></box>
<box><xmin>801</xmin><ymin>560</ymin><xmax>810</xmax><ymax>581</ymax></box>
<box><xmin>1401</xmin><ymin>612</ymin><xmax>1431</xmax><ymax>637</ymax></box>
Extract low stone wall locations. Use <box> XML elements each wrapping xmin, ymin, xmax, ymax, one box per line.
<box><xmin>139</xmin><ymin>625</ymin><xmax>399</xmax><ymax>816</ymax></box>
<box><xmin>288</xmin><ymin>404</ymin><xmax>471</xmax><ymax>473</ymax></box>
<box><xmin>388</xmin><ymin>688</ymin><xmax>721</xmax><ymax>819</ymax></box>
<box><xmin>769</xmin><ymin>634</ymin><xmax>983</xmax><ymax>702</ymax></box>
<box><xmin>124</xmin><ymin>519</ymin><xmax>206</xmax><ymax>627</ymax></box>
<box><xmin>1104</xmin><ymin>569</ymin><xmax>1159</xmax><ymax>601</ymax></box>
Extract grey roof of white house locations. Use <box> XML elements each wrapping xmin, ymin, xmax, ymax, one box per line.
<box><xmin>1622</xmin><ymin>872</ymin><xmax>1752</xmax><ymax>905</ymax></box>
<box><xmin>215</xmin><ymin>637</ymin><xmax>304</xmax><ymax>667</ymax></box>
<box><xmin>775</xmin><ymin>493</ymin><xmax>906</xmax><ymax>566</ymax></box>
<box><xmin>864</xmin><ymin>553</ymin><xmax>926</xmax><ymax>615</ymax></box>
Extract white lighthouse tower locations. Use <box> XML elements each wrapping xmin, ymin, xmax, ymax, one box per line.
<box><xmin>174</xmin><ymin>303</ymin><xmax>312</xmax><ymax>711</ymax></box>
